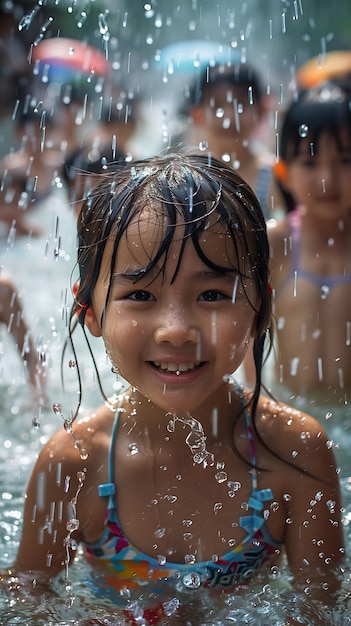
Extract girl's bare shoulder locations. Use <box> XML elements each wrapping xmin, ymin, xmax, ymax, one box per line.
<box><xmin>255</xmin><ymin>394</ymin><xmax>336</xmax><ymax>474</ymax></box>
<box><xmin>38</xmin><ymin>400</ymin><xmax>118</xmax><ymax>472</ymax></box>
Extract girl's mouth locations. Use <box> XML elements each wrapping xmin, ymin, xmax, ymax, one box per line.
<box><xmin>150</xmin><ymin>361</ymin><xmax>203</xmax><ymax>375</ymax></box>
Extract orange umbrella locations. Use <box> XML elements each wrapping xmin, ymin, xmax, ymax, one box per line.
<box><xmin>297</xmin><ymin>50</ymin><xmax>351</xmax><ymax>88</ymax></box>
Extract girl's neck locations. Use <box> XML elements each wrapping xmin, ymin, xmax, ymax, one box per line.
<box><xmin>122</xmin><ymin>382</ymin><xmax>242</xmax><ymax>445</ymax></box>
<box><xmin>297</xmin><ymin>205</ymin><xmax>351</xmax><ymax>242</ymax></box>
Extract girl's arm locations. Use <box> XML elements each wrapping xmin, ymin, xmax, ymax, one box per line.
<box><xmin>282</xmin><ymin>415</ymin><xmax>344</xmax><ymax>600</ymax></box>
<box><xmin>13</xmin><ymin>428</ymin><xmax>85</xmax><ymax>576</ymax></box>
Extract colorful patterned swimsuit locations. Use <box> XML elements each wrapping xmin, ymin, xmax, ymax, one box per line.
<box><xmin>83</xmin><ymin>385</ymin><xmax>281</xmax><ymax>594</ymax></box>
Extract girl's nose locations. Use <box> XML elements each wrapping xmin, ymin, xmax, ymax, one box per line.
<box><xmin>153</xmin><ymin>308</ymin><xmax>200</xmax><ymax>347</ymax></box>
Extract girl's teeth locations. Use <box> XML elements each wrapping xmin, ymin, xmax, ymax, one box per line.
<box><xmin>153</xmin><ymin>361</ymin><xmax>197</xmax><ymax>373</ymax></box>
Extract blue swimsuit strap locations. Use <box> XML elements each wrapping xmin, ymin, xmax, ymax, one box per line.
<box><xmin>235</xmin><ymin>383</ymin><xmax>273</xmax><ymax>542</ymax></box>
<box><xmin>97</xmin><ymin>409</ymin><xmax>120</xmax><ymax>504</ymax></box>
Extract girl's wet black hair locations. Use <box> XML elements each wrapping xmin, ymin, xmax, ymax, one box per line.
<box><xmin>67</xmin><ymin>152</ymin><xmax>272</xmax><ymax>462</ymax></box>
<box><xmin>280</xmin><ymin>79</ymin><xmax>351</xmax><ymax>163</ymax></box>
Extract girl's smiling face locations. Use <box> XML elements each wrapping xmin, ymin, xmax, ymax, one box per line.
<box><xmin>86</xmin><ymin>204</ymin><xmax>260</xmax><ymax>415</ymax></box>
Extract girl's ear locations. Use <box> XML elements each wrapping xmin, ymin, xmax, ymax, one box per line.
<box><xmin>190</xmin><ymin>105</ymin><xmax>205</xmax><ymax>125</ymax></box>
<box><xmin>72</xmin><ymin>280</ymin><xmax>102</xmax><ymax>337</ymax></box>
<box><xmin>84</xmin><ymin>308</ymin><xmax>102</xmax><ymax>337</ymax></box>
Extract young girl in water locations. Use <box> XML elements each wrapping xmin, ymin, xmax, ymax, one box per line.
<box><xmin>269</xmin><ymin>81</ymin><xmax>351</xmax><ymax>411</ymax></box>
<box><xmin>12</xmin><ymin>153</ymin><xmax>343</xmax><ymax>624</ymax></box>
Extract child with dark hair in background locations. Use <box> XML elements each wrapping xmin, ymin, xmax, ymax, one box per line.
<box><xmin>267</xmin><ymin>81</ymin><xmax>351</xmax><ymax>468</ymax></box>
<box><xmin>64</xmin><ymin>142</ymin><xmax>128</xmax><ymax>216</ymax></box>
<box><xmin>179</xmin><ymin>63</ymin><xmax>285</xmax><ymax>220</ymax></box>
<box><xmin>12</xmin><ymin>153</ymin><xmax>343</xmax><ymax>625</ymax></box>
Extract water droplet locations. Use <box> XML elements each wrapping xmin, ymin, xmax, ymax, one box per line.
<box><xmin>184</xmin><ymin>553</ymin><xmax>196</xmax><ymax>564</ymax></box>
<box><xmin>182</xmin><ymin>519</ymin><xmax>193</xmax><ymax>527</ymax></box>
<box><xmin>221</xmin><ymin>152</ymin><xmax>231</xmax><ymax>163</ymax></box>
<box><xmin>327</xmin><ymin>499</ymin><xmax>336</xmax><ymax>513</ymax></box>
<box><xmin>128</xmin><ymin>443</ymin><xmax>139</xmax><ymax>455</ymax></box>
<box><xmin>182</xmin><ymin>572</ymin><xmax>201</xmax><ymax>589</ymax></box>
<box><xmin>66</xmin><ymin>518</ymin><xmax>79</xmax><ymax>533</ymax></box>
<box><xmin>299</xmin><ymin>124</ymin><xmax>309</xmax><ymax>137</ymax></box>
<box><xmin>270</xmin><ymin>565</ymin><xmax>279</xmax><ymax>577</ymax></box>
<box><xmin>157</xmin><ymin>555</ymin><xmax>166</xmax><ymax>566</ymax></box>
<box><xmin>215</xmin><ymin>471</ymin><xmax>228</xmax><ymax>483</ymax></box>
<box><xmin>321</xmin><ymin>285</ymin><xmax>329</xmax><ymax>299</ymax></box>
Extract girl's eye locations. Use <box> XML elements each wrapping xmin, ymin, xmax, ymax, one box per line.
<box><xmin>340</xmin><ymin>155</ymin><xmax>351</xmax><ymax>165</ymax></box>
<box><xmin>126</xmin><ymin>290</ymin><xmax>155</xmax><ymax>302</ymax></box>
<box><xmin>300</xmin><ymin>158</ymin><xmax>315</xmax><ymax>168</ymax></box>
<box><xmin>199</xmin><ymin>290</ymin><xmax>227</xmax><ymax>302</ymax></box>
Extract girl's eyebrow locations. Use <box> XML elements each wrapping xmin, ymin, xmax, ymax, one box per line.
<box><xmin>111</xmin><ymin>270</ymin><xmax>147</xmax><ymax>281</ymax></box>
<box><xmin>111</xmin><ymin>269</ymin><xmax>240</xmax><ymax>282</ymax></box>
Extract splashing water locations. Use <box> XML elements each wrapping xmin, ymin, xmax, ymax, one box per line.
<box><xmin>166</xmin><ymin>412</ymin><xmax>214</xmax><ymax>467</ymax></box>
<box><xmin>62</xmin><ymin>469</ymin><xmax>87</xmax><ymax>607</ymax></box>
<box><xmin>52</xmin><ymin>403</ymin><xmax>88</xmax><ymax>460</ymax></box>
